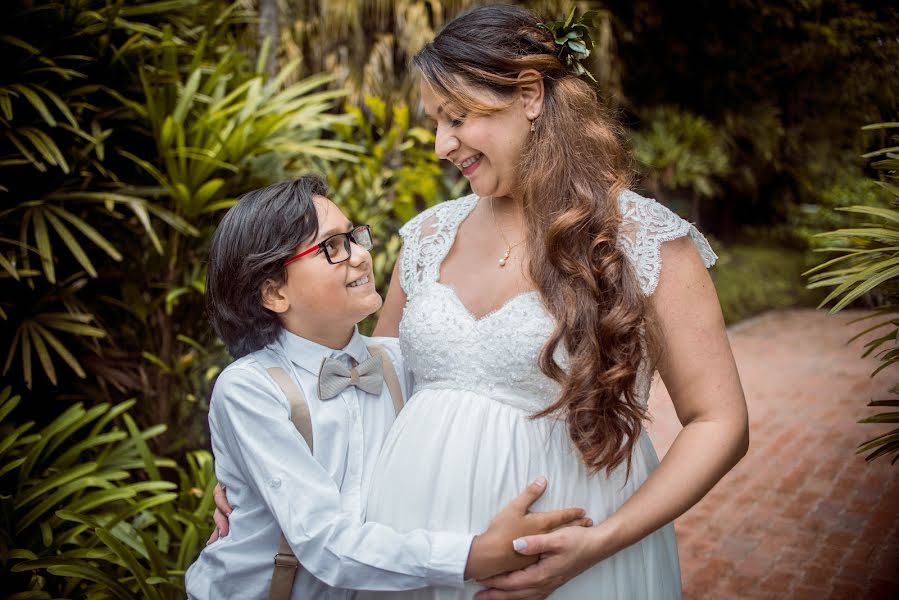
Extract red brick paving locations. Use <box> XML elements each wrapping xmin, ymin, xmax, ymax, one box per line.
<box><xmin>647</xmin><ymin>309</ymin><xmax>899</xmax><ymax>600</ymax></box>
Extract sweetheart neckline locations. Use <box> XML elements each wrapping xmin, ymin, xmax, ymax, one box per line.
<box><xmin>433</xmin><ymin>281</ymin><xmax>541</xmax><ymax>323</ymax></box>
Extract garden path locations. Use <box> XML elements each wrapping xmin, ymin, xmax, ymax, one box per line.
<box><xmin>647</xmin><ymin>309</ymin><xmax>898</xmax><ymax>600</ymax></box>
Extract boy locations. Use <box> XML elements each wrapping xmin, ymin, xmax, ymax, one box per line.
<box><xmin>185</xmin><ymin>177</ymin><xmax>587</xmax><ymax>599</ymax></box>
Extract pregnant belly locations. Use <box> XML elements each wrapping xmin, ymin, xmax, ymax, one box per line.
<box><xmin>365</xmin><ymin>387</ymin><xmax>658</xmax><ymax>534</ymax></box>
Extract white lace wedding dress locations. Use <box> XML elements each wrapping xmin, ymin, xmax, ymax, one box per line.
<box><xmin>361</xmin><ymin>192</ymin><xmax>717</xmax><ymax>599</ymax></box>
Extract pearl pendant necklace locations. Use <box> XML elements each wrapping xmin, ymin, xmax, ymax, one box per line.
<box><xmin>490</xmin><ymin>198</ymin><xmax>524</xmax><ymax>268</ymax></box>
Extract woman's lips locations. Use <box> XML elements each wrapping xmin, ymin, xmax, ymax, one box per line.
<box><xmin>460</xmin><ymin>154</ymin><xmax>482</xmax><ymax>176</ymax></box>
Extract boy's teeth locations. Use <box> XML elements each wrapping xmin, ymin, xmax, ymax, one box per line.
<box><xmin>349</xmin><ymin>276</ymin><xmax>369</xmax><ymax>288</ymax></box>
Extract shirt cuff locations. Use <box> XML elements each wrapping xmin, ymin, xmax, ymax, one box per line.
<box><xmin>426</xmin><ymin>532</ymin><xmax>476</xmax><ymax>588</ymax></box>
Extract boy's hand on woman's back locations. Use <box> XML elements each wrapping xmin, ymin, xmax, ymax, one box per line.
<box><xmin>463</xmin><ymin>477</ymin><xmax>591</xmax><ymax>581</ymax></box>
<box><xmin>206</xmin><ymin>482</ymin><xmax>233</xmax><ymax>544</ymax></box>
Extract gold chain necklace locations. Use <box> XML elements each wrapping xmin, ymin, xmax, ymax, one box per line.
<box><xmin>489</xmin><ymin>198</ymin><xmax>525</xmax><ymax>267</ymax></box>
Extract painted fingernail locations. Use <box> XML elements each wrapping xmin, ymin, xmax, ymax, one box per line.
<box><xmin>512</xmin><ymin>538</ymin><xmax>528</xmax><ymax>551</ymax></box>
<box><xmin>534</xmin><ymin>476</ymin><xmax>547</xmax><ymax>487</ymax></box>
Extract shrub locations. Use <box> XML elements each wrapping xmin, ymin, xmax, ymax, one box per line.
<box><xmin>711</xmin><ymin>243</ymin><xmax>821</xmax><ymax>325</ymax></box>
<box><xmin>630</xmin><ymin>105</ymin><xmax>731</xmax><ymax>224</ymax></box>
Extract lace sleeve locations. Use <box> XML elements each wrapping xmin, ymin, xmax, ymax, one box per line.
<box><xmin>397</xmin><ymin>195</ymin><xmax>478</xmax><ymax>298</ymax></box>
<box><xmin>398</xmin><ymin>210</ymin><xmax>431</xmax><ymax>297</ymax></box>
<box><xmin>617</xmin><ymin>190</ymin><xmax>718</xmax><ymax>296</ymax></box>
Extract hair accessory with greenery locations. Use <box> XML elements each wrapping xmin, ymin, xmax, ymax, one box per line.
<box><xmin>537</xmin><ymin>8</ymin><xmax>599</xmax><ymax>82</ymax></box>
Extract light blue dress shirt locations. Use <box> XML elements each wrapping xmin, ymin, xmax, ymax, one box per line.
<box><xmin>185</xmin><ymin>328</ymin><xmax>473</xmax><ymax>599</ymax></box>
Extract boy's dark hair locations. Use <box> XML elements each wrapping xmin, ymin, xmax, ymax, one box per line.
<box><xmin>206</xmin><ymin>176</ymin><xmax>327</xmax><ymax>358</ymax></box>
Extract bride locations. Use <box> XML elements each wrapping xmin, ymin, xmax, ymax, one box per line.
<box><xmin>361</xmin><ymin>5</ymin><xmax>747</xmax><ymax>599</ymax></box>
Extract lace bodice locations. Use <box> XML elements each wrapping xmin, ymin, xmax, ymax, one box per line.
<box><xmin>397</xmin><ymin>191</ymin><xmax>717</xmax><ymax>413</ymax></box>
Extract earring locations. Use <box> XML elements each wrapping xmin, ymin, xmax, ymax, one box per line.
<box><xmin>530</xmin><ymin>119</ymin><xmax>536</xmax><ymax>133</ymax></box>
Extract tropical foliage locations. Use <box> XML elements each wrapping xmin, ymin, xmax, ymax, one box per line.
<box><xmin>630</xmin><ymin>105</ymin><xmax>731</xmax><ymax>224</ymax></box>
<box><xmin>268</xmin><ymin>0</ymin><xmax>468</xmax><ymax>109</ymax></box>
<box><xmin>609</xmin><ymin>0</ymin><xmax>899</xmax><ymax>236</ymax></box>
<box><xmin>806</xmin><ymin>122</ymin><xmax>899</xmax><ymax>464</ymax></box>
<box><xmin>0</xmin><ymin>387</ymin><xmax>215</xmax><ymax>597</ymax></box>
<box><xmin>265</xmin><ymin>0</ymin><xmax>621</xmax><ymax>114</ymax></box>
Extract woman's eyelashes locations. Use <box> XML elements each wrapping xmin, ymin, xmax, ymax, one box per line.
<box><xmin>448</xmin><ymin>111</ymin><xmax>468</xmax><ymax>127</ymax></box>
<box><xmin>431</xmin><ymin>114</ymin><xmax>467</xmax><ymax>130</ymax></box>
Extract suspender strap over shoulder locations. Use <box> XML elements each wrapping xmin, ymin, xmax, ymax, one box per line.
<box><xmin>267</xmin><ymin>367</ymin><xmax>313</xmax><ymax>452</ymax></box>
<box><xmin>366</xmin><ymin>344</ymin><xmax>403</xmax><ymax>416</ymax></box>
<box><xmin>264</xmin><ymin>346</ymin><xmax>403</xmax><ymax>600</ymax></box>
<box><xmin>266</xmin><ymin>367</ymin><xmax>306</xmax><ymax>600</ymax></box>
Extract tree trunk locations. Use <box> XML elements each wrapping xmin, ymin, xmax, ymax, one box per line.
<box><xmin>258</xmin><ymin>0</ymin><xmax>279</xmax><ymax>79</ymax></box>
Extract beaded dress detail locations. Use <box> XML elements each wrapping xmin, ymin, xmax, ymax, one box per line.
<box><xmin>361</xmin><ymin>191</ymin><xmax>716</xmax><ymax>600</ymax></box>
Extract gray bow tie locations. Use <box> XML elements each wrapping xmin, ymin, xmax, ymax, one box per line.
<box><xmin>318</xmin><ymin>355</ymin><xmax>384</xmax><ymax>400</ymax></box>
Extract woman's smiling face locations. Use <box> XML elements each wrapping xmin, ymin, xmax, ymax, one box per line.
<box><xmin>421</xmin><ymin>80</ymin><xmax>532</xmax><ymax>200</ymax></box>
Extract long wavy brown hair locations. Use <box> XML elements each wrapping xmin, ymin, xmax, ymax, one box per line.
<box><xmin>414</xmin><ymin>5</ymin><xmax>651</xmax><ymax>476</ymax></box>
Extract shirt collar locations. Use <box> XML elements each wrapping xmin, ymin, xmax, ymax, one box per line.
<box><xmin>273</xmin><ymin>327</ymin><xmax>369</xmax><ymax>375</ymax></box>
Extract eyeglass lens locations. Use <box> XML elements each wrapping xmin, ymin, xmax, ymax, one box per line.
<box><xmin>324</xmin><ymin>226</ymin><xmax>373</xmax><ymax>263</ymax></box>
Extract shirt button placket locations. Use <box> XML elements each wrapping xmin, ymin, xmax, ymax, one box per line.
<box><xmin>347</xmin><ymin>391</ymin><xmax>363</xmax><ymax>513</ymax></box>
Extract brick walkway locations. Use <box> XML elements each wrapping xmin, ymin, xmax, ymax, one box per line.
<box><xmin>647</xmin><ymin>309</ymin><xmax>899</xmax><ymax>600</ymax></box>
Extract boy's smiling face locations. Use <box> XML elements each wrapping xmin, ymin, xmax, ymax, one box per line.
<box><xmin>262</xmin><ymin>196</ymin><xmax>382</xmax><ymax>349</ymax></box>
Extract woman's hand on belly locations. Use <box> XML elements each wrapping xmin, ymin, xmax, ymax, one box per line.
<box><xmin>463</xmin><ymin>476</ymin><xmax>592</xmax><ymax>581</ymax></box>
<box><xmin>473</xmin><ymin>525</ymin><xmax>603</xmax><ymax>599</ymax></box>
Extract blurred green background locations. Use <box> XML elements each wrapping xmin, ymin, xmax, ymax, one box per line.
<box><xmin>0</xmin><ymin>1</ymin><xmax>896</xmax><ymax>597</ymax></box>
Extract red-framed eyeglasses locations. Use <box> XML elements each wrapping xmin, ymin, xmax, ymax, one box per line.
<box><xmin>284</xmin><ymin>225</ymin><xmax>373</xmax><ymax>266</ymax></box>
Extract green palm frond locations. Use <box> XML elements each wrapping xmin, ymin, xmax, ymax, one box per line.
<box><xmin>10</xmin><ymin>202</ymin><xmax>123</xmax><ymax>283</ymax></box>
<box><xmin>857</xmin><ymin>396</ymin><xmax>899</xmax><ymax>463</ymax></box>
<box><xmin>3</xmin><ymin>310</ymin><xmax>105</xmax><ymax>388</ymax></box>
<box><xmin>0</xmin><ymin>32</ymin><xmax>93</xmax><ymax>181</ymax></box>
<box><xmin>807</xmin><ymin>122</ymin><xmax>899</xmax><ymax>465</ymax></box>
<box><xmin>1</xmin><ymin>388</ymin><xmax>214</xmax><ymax>598</ymax></box>
<box><xmin>129</xmin><ymin>46</ymin><xmax>356</xmax><ymax>218</ymax></box>
<box><xmin>45</xmin><ymin>190</ymin><xmax>199</xmax><ymax>254</ymax></box>
<box><xmin>807</xmin><ymin>208</ymin><xmax>899</xmax><ymax>312</ymax></box>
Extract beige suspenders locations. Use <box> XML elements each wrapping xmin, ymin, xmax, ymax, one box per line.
<box><xmin>266</xmin><ymin>344</ymin><xmax>404</xmax><ymax>600</ymax></box>
<box><xmin>266</xmin><ymin>367</ymin><xmax>311</xmax><ymax>600</ymax></box>
<box><xmin>367</xmin><ymin>345</ymin><xmax>404</xmax><ymax>417</ymax></box>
